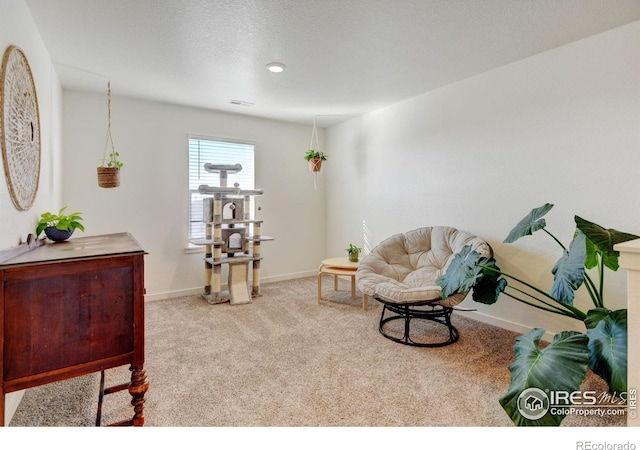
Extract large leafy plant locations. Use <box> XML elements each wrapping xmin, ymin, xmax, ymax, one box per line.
<box><xmin>436</xmin><ymin>203</ymin><xmax>638</xmax><ymax>426</ymax></box>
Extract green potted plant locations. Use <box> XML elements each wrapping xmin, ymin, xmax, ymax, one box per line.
<box><xmin>304</xmin><ymin>149</ymin><xmax>327</xmax><ymax>173</ymax></box>
<box><xmin>346</xmin><ymin>243</ymin><xmax>362</xmax><ymax>262</ymax></box>
<box><xmin>97</xmin><ymin>151</ymin><xmax>123</xmax><ymax>188</ymax></box>
<box><xmin>36</xmin><ymin>206</ymin><xmax>85</xmax><ymax>242</ymax></box>
<box><xmin>436</xmin><ymin>203</ymin><xmax>638</xmax><ymax>426</ymax></box>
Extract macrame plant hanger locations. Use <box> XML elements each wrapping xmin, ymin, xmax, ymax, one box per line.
<box><xmin>102</xmin><ymin>82</ymin><xmax>115</xmax><ymax>166</ymax></box>
<box><xmin>97</xmin><ymin>82</ymin><xmax>120</xmax><ymax>188</ymax></box>
<box><xmin>309</xmin><ymin>117</ymin><xmax>321</xmax><ymax>190</ymax></box>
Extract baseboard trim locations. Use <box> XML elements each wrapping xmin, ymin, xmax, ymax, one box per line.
<box><xmin>261</xmin><ymin>270</ymin><xmax>317</xmax><ymax>284</ymax></box>
<box><xmin>145</xmin><ymin>287</ymin><xmax>203</xmax><ymax>302</ymax></box>
<box><xmin>144</xmin><ymin>270</ymin><xmax>318</xmax><ymax>302</ymax></box>
<box><xmin>4</xmin><ymin>390</ymin><xmax>24</xmax><ymax>425</ymax></box>
<box><xmin>458</xmin><ymin>309</ymin><xmax>555</xmax><ymax>342</ymax></box>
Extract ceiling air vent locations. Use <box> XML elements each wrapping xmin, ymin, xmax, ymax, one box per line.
<box><xmin>229</xmin><ymin>99</ymin><xmax>254</xmax><ymax>107</ymax></box>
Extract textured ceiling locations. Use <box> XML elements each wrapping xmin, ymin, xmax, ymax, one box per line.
<box><xmin>24</xmin><ymin>0</ymin><xmax>640</xmax><ymax>127</ymax></box>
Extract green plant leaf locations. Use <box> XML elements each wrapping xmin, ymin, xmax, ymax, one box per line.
<box><xmin>586</xmin><ymin>309</ymin><xmax>627</xmax><ymax>393</ymax></box>
<box><xmin>471</xmin><ymin>259</ymin><xmax>507</xmax><ymax>304</ymax></box>
<box><xmin>69</xmin><ymin>220</ymin><xmax>85</xmax><ymax>232</ymax></box>
<box><xmin>504</xmin><ymin>203</ymin><xmax>554</xmax><ymax>244</ymax></box>
<box><xmin>499</xmin><ymin>328</ymin><xmax>589</xmax><ymax>426</ymax></box>
<box><xmin>436</xmin><ymin>245</ymin><xmax>485</xmax><ymax>298</ymax></box>
<box><xmin>304</xmin><ymin>149</ymin><xmax>327</xmax><ymax>161</ymax></box>
<box><xmin>36</xmin><ymin>222</ymin><xmax>47</xmax><ymax>236</ymax></box>
<box><xmin>549</xmin><ymin>231</ymin><xmax>586</xmax><ymax>305</ymax></box>
<box><xmin>575</xmin><ymin>216</ymin><xmax>640</xmax><ymax>271</ymax></box>
<box><xmin>437</xmin><ymin>247</ymin><xmax>505</xmax><ymax>303</ymax></box>
<box><xmin>583</xmin><ymin>307</ymin><xmax>611</xmax><ymax>329</ymax></box>
<box><xmin>56</xmin><ymin>217</ymin><xmax>71</xmax><ymax>230</ymax></box>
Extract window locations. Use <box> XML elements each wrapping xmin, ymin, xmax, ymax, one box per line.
<box><xmin>188</xmin><ymin>137</ymin><xmax>255</xmax><ymax>240</ymax></box>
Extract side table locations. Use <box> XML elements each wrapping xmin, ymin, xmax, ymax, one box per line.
<box><xmin>317</xmin><ymin>257</ymin><xmax>370</xmax><ymax>310</ymax></box>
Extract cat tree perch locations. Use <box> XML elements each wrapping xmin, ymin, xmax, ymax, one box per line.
<box><xmin>190</xmin><ymin>163</ymin><xmax>273</xmax><ymax>305</ymax></box>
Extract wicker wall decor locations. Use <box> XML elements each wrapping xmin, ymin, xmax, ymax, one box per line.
<box><xmin>0</xmin><ymin>45</ymin><xmax>41</xmax><ymax>211</ymax></box>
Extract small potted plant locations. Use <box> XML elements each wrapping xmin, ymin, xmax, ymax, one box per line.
<box><xmin>36</xmin><ymin>206</ymin><xmax>85</xmax><ymax>242</ymax></box>
<box><xmin>304</xmin><ymin>149</ymin><xmax>327</xmax><ymax>173</ymax></box>
<box><xmin>97</xmin><ymin>151</ymin><xmax>123</xmax><ymax>188</ymax></box>
<box><xmin>345</xmin><ymin>243</ymin><xmax>362</xmax><ymax>262</ymax></box>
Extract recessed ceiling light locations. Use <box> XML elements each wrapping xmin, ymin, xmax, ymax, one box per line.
<box><xmin>266</xmin><ymin>62</ymin><xmax>285</xmax><ymax>73</ymax></box>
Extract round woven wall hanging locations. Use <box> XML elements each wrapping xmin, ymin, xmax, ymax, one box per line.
<box><xmin>0</xmin><ymin>45</ymin><xmax>41</xmax><ymax>211</ymax></box>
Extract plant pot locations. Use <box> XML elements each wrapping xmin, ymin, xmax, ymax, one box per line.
<box><xmin>97</xmin><ymin>166</ymin><xmax>120</xmax><ymax>188</ymax></box>
<box><xmin>308</xmin><ymin>158</ymin><xmax>323</xmax><ymax>172</ymax></box>
<box><xmin>348</xmin><ymin>251</ymin><xmax>359</xmax><ymax>262</ymax></box>
<box><xmin>44</xmin><ymin>226</ymin><xmax>73</xmax><ymax>242</ymax></box>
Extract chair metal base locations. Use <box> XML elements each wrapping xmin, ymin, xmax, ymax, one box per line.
<box><xmin>375</xmin><ymin>298</ymin><xmax>460</xmax><ymax>347</ymax></box>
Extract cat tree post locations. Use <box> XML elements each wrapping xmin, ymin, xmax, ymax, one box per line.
<box><xmin>251</xmin><ymin>221</ymin><xmax>262</xmax><ymax>297</ymax></box>
<box><xmin>204</xmin><ymin>221</ymin><xmax>212</xmax><ymax>298</ymax></box>
<box><xmin>211</xmin><ymin>194</ymin><xmax>223</xmax><ymax>302</ymax></box>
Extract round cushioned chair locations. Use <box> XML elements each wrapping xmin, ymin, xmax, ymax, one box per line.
<box><xmin>356</xmin><ymin>227</ymin><xmax>492</xmax><ymax>347</ymax></box>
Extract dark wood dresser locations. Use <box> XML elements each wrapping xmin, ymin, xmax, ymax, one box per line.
<box><xmin>0</xmin><ymin>232</ymin><xmax>148</xmax><ymax>426</ymax></box>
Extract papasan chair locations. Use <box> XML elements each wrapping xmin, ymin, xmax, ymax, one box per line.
<box><xmin>356</xmin><ymin>227</ymin><xmax>492</xmax><ymax>347</ymax></box>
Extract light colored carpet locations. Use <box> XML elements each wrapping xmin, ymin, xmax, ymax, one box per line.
<box><xmin>9</xmin><ymin>276</ymin><xmax>624</xmax><ymax>427</ymax></box>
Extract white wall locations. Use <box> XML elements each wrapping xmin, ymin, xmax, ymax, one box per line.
<box><xmin>0</xmin><ymin>0</ymin><xmax>63</xmax><ymax>425</ymax></box>
<box><xmin>325</xmin><ymin>21</ymin><xmax>640</xmax><ymax>338</ymax></box>
<box><xmin>0</xmin><ymin>1</ymin><xmax>63</xmax><ymax>250</ymax></box>
<box><xmin>62</xmin><ymin>92</ymin><xmax>326</xmax><ymax>298</ymax></box>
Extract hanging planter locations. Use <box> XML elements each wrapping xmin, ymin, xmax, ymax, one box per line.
<box><xmin>97</xmin><ymin>166</ymin><xmax>120</xmax><ymax>188</ymax></box>
<box><xmin>304</xmin><ymin>118</ymin><xmax>327</xmax><ymax>189</ymax></box>
<box><xmin>97</xmin><ymin>82</ymin><xmax>123</xmax><ymax>188</ymax></box>
<box><xmin>305</xmin><ymin>152</ymin><xmax>326</xmax><ymax>173</ymax></box>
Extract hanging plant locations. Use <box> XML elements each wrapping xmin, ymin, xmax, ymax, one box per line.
<box><xmin>304</xmin><ymin>149</ymin><xmax>327</xmax><ymax>172</ymax></box>
<box><xmin>306</xmin><ymin>118</ymin><xmax>326</xmax><ymax>189</ymax></box>
<box><xmin>97</xmin><ymin>82</ymin><xmax>122</xmax><ymax>188</ymax></box>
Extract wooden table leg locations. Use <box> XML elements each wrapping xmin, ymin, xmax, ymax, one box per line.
<box><xmin>101</xmin><ymin>365</ymin><xmax>149</xmax><ymax>426</ymax></box>
<box><xmin>317</xmin><ymin>268</ymin><xmax>323</xmax><ymax>304</ymax></box>
<box><xmin>351</xmin><ymin>275</ymin><xmax>356</xmax><ymax>298</ymax></box>
<box><xmin>129</xmin><ymin>365</ymin><xmax>148</xmax><ymax>426</ymax></box>
<box><xmin>363</xmin><ymin>293</ymin><xmax>368</xmax><ymax>311</ymax></box>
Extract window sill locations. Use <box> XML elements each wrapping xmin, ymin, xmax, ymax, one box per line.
<box><xmin>185</xmin><ymin>243</ymin><xmax>204</xmax><ymax>254</ymax></box>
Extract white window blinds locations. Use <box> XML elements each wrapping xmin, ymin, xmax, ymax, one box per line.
<box><xmin>188</xmin><ymin>137</ymin><xmax>255</xmax><ymax>239</ymax></box>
